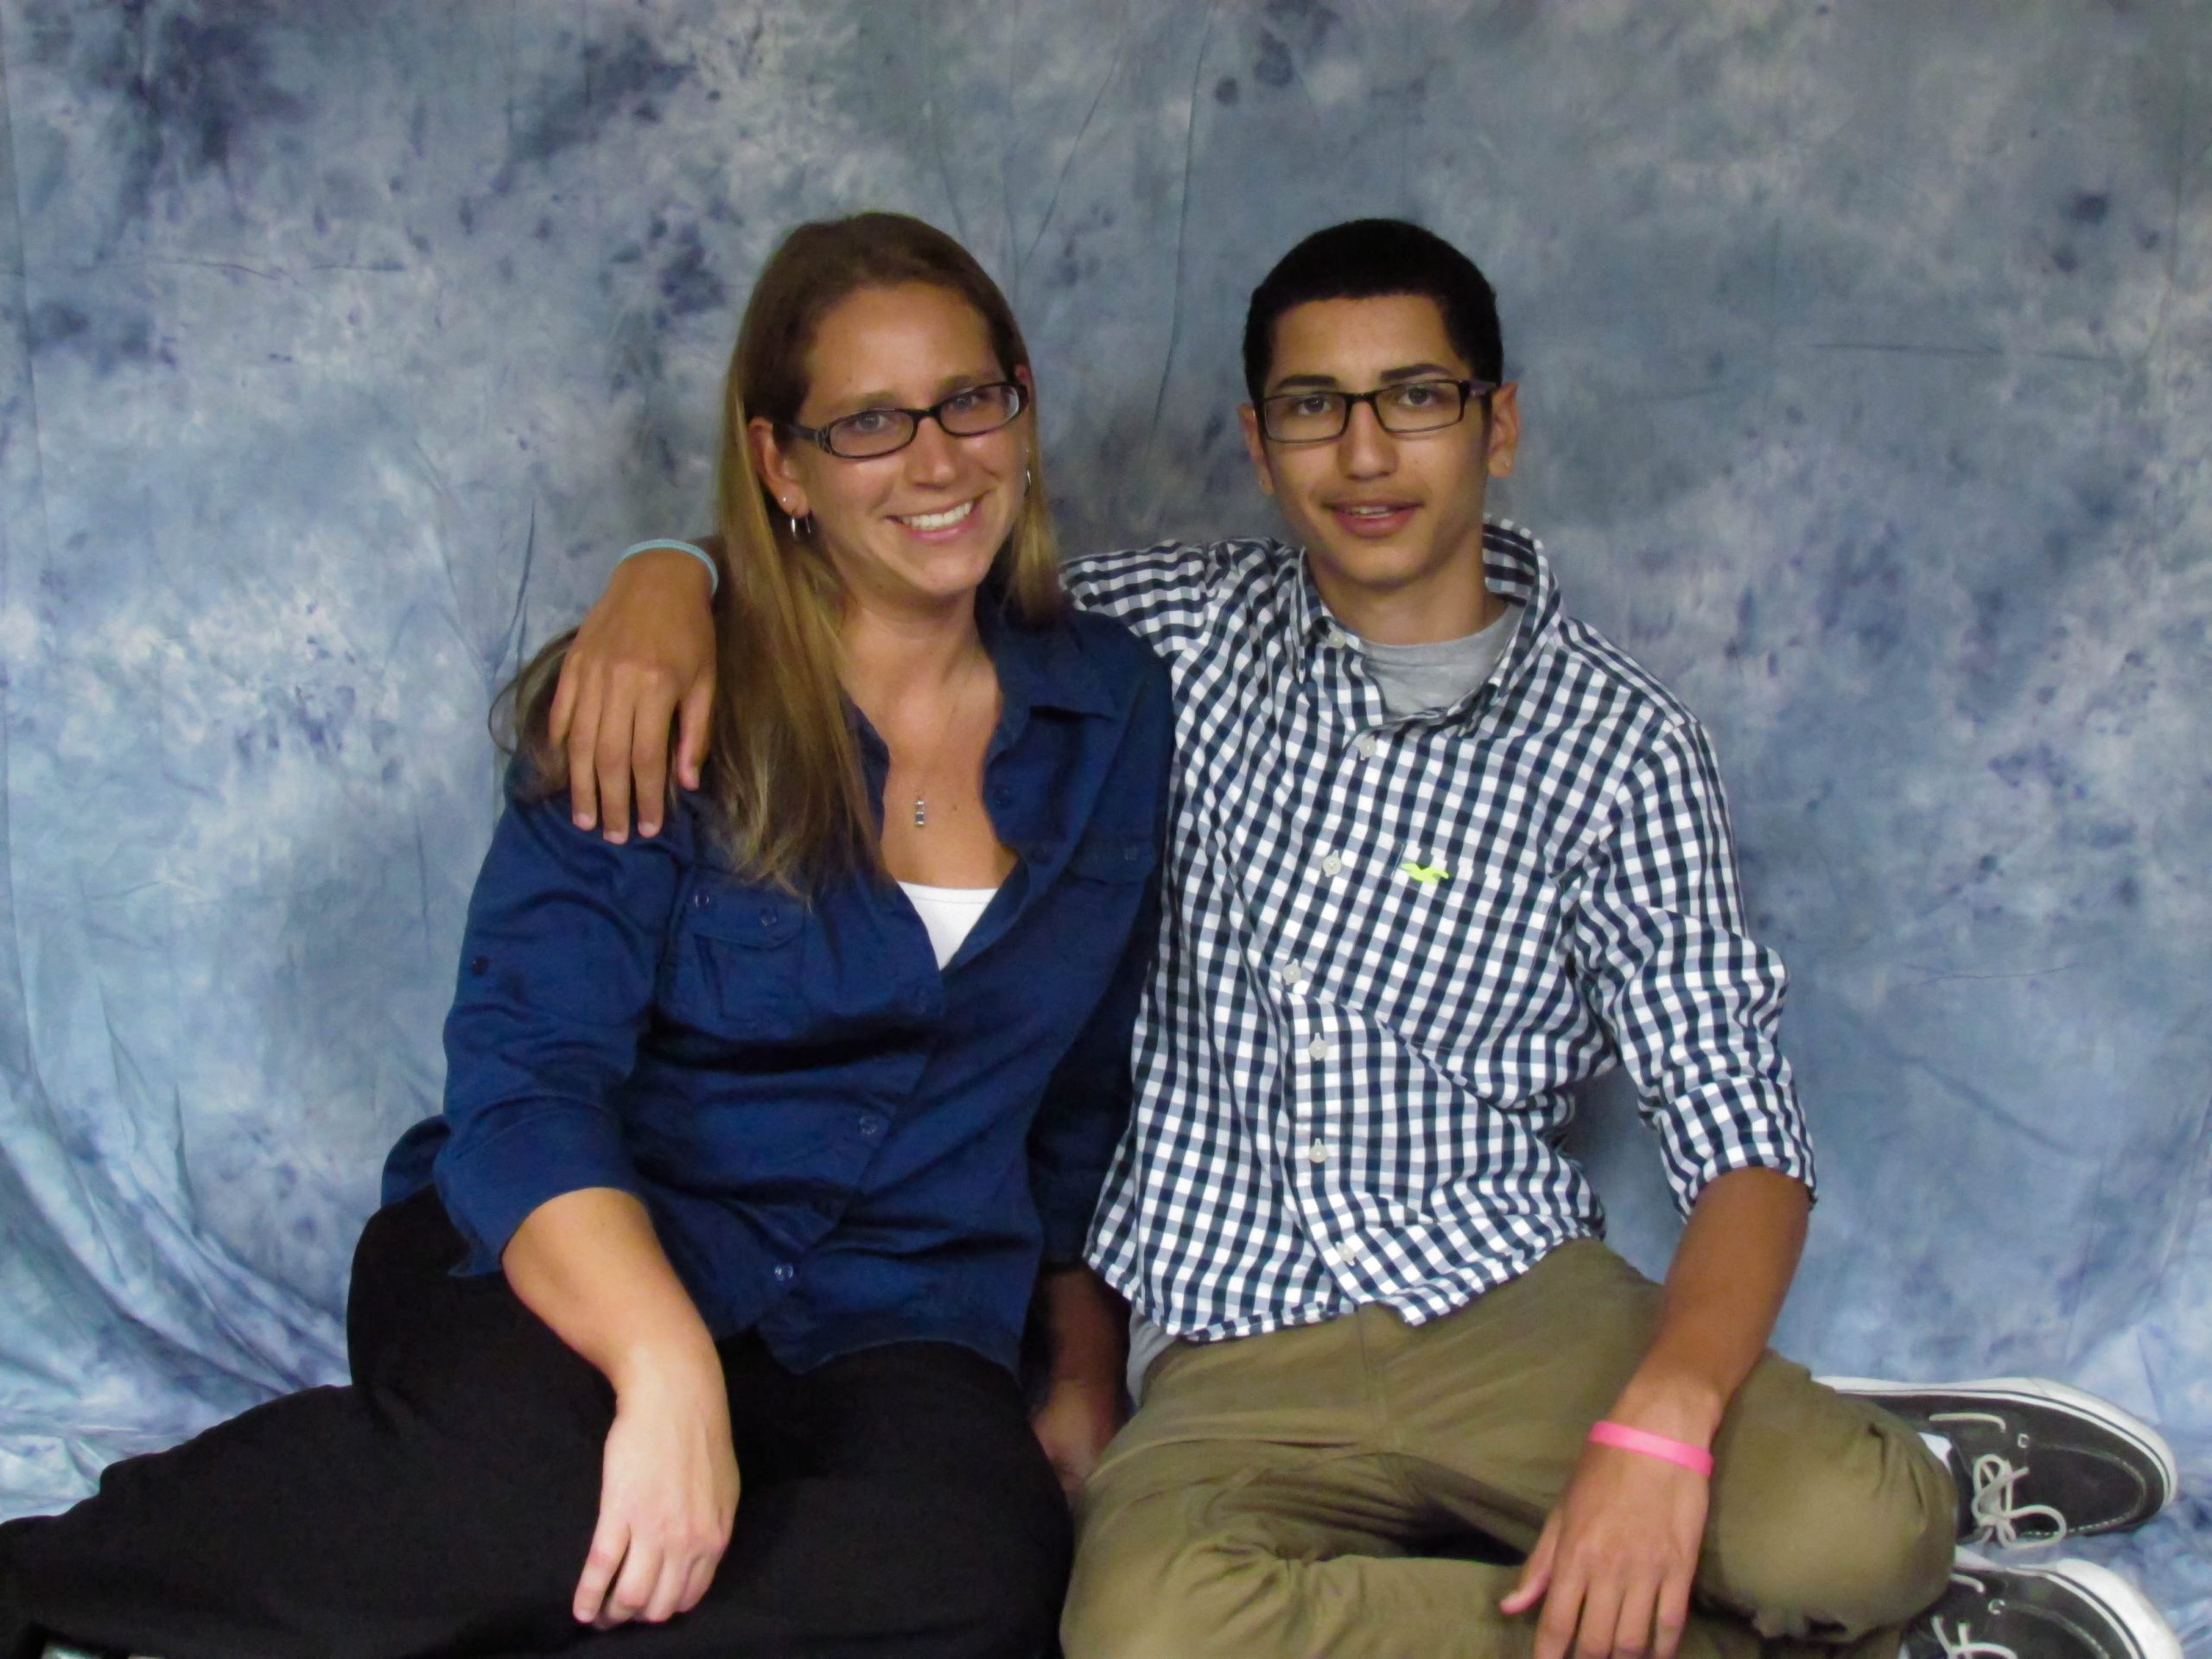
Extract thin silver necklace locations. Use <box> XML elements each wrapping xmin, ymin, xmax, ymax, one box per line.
<box><xmin>903</xmin><ymin>659</ymin><xmax>992</xmax><ymax>830</ymax></box>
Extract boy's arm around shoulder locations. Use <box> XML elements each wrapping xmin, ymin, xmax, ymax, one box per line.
<box><xmin>549</xmin><ymin>538</ymin><xmax>721</xmax><ymax>842</ymax></box>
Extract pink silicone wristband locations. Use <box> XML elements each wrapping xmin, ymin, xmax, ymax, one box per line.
<box><xmin>1587</xmin><ymin>1421</ymin><xmax>1715</xmax><ymax>1478</ymax></box>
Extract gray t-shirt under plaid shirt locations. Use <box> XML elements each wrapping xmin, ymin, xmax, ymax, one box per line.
<box><xmin>1068</xmin><ymin>521</ymin><xmax>1813</xmax><ymax>1359</ymax></box>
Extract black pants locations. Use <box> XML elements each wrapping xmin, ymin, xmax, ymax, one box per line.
<box><xmin>0</xmin><ymin>1188</ymin><xmax>1071</xmax><ymax>1659</ymax></box>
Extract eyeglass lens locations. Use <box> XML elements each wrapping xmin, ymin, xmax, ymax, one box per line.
<box><xmin>1262</xmin><ymin>380</ymin><xmax>1468</xmax><ymax>442</ymax></box>
<box><xmin>824</xmin><ymin>384</ymin><xmax>1023</xmax><ymax>458</ymax></box>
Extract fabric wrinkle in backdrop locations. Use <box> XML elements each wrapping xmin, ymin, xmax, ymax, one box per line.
<box><xmin>0</xmin><ymin>1</ymin><xmax>2206</xmax><ymax>1647</ymax></box>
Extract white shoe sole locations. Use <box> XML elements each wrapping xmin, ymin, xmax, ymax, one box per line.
<box><xmin>1819</xmin><ymin>1376</ymin><xmax>2180</xmax><ymax>1511</ymax></box>
<box><xmin>2029</xmin><ymin>1556</ymin><xmax>2183</xmax><ymax>1659</ymax></box>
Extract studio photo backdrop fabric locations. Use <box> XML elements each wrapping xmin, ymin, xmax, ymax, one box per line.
<box><xmin>0</xmin><ymin>0</ymin><xmax>2206</xmax><ymax>1642</ymax></box>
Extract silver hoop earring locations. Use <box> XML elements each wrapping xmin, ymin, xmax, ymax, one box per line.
<box><xmin>787</xmin><ymin>512</ymin><xmax>810</xmax><ymax>540</ymax></box>
<box><xmin>1023</xmin><ymin>463</ymin><xmax>1034</xmax><ymax>493</ymax></box>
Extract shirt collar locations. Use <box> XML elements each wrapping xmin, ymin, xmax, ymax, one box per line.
<box><xmin>1296</xmin><ymin>518</ymin><xmax>1563</xmax><ymax>720</ymax></box>
<box><xmin>976</xmin><ymin>588</ymin><xmax>1120</xmax><ymax>721</ymax></box>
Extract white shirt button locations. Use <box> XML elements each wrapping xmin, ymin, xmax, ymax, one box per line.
<box><xmin>1306</xmin><ymin>1038</ymin><xmax>1328</xmax><ymax>1059</ymax></box>
<box><xmin>1320</xmin><ymin>851</ymin><xmax>1344</xmax><ymax>876</ymax></box>
<box><xmin>1357</xmin><ymin>734</ymin><xmax>1380</xmax><ymax>759</ymax></box>
<box><xmin>1340</xmin><ymin>1243</ymin><xmax>1363</xmax><ymax>1267</ymax></box>
<box><xmin>1306</xmin><ymin>1141</ymin><xmax>1328</xmax><ymax>1164</ymax></box>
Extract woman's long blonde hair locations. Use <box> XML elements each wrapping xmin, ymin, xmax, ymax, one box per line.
<box><xmin>507</xmin><ymin>213</ymin><xmax>1063</xmax><ymax>891</ymax></box>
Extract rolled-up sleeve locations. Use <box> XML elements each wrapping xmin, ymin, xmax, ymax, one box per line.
<box><xmin>434</xmin><ymin>779</ymin><xmax>683</xmax><ymax>1271</ymax></box>
<box><xmin>1567</xmin><ymin>720</ymin><xmax>1815</xmax><ymax>1215</ymax></box>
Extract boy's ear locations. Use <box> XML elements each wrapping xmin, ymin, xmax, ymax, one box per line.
<box><xmin>1484</xmin><ymin>381</ymin><xmax>1522</xmax><ymax>480</ymax></box>
<box><xmin>1237</xmin><ymin>404</ymin><xmax>1276</xmax><ymax>498</ymax></box>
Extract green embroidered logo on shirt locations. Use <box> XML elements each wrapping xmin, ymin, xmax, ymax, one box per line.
<box><xmin>1400</xmin><ymin>861</ymin><xmax>1451</xmax><ymax>887</ymax></box>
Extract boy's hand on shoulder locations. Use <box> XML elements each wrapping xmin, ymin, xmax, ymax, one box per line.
<box><xmin>549</xmin><ymin>544</ymin><xmax>719</xmax><ymax>843</ymax></box>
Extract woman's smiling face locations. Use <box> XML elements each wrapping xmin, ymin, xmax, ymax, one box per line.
<box><xmin>753</xmin><ymin>282</ymin><xmax>1031</xmax><ymax>620</ymax></box>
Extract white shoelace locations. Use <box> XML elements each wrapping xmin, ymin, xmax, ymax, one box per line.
<box><xmin>1929</xmin><ymin>1613</ymin><xmax>2019</xmax><ymax>1659</ymax></box>
<box><xmin>1935</xmin><ymin>1411</ymin><xmax>2070</xmax><ymax>1548</ymax></box>
<box><xmin>1925</xmin><ymin>1561</ymin><xmax>2019</xmax><ymax>1659</ymax></box>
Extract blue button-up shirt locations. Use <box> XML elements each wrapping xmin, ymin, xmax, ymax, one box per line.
<box><xmin>383</xmin><ymin>602</ymin><xmax>1171</xmax><ymax>1375</ymax></box>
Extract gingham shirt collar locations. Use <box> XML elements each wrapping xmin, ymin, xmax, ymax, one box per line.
<box><xmin>1293</xmin><ymin>527</ymin><xmax>1554</xmax><ymax>728</ymax></box>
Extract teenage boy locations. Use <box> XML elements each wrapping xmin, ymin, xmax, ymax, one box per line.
<box><xmin>547</xmin><ymin>220</ymin><xmax>2180</xmax><ymax>1659</ymax></box>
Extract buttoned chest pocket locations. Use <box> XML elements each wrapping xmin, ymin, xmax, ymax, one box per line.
<box><xmin>669</xmin><ymin>876</ymin><xmax>810</xmax><ymax>1039</ymax></box>
<box><xmin>1065</xmin><ymin>830</ymin><xmax>1157</xmax><ymax>885</ymax></box>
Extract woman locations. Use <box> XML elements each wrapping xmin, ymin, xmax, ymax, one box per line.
<box><xmin>0</xmin><ymin>213</ymin><xmax>1168</xmax><ymax>1659</ymax></box>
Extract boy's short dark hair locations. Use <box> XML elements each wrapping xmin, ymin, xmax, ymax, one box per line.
<box><xmin>1241</xmin><ymin>219</ymin><xmax>1503</xmax><ymax>404</ymax></box>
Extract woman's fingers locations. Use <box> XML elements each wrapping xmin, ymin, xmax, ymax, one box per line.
<box><xmin>601</xmin><ymin>1533</ymin><xmax>664</xmax><ymax>1629</ymax></box>
<box><xmin>640</xmin><ymin>1547</ymin><xmax>692</xmax><ymax>1626</ymax></box>
<box><xmin>572</xmin><ymin>1514</ymin><xmax>629</xmax><ymax>1624</ymax></box>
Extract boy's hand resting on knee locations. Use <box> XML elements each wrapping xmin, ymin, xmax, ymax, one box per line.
<box><xmin>1501</xmin><ymin>1439</ymin><xmax>1707</xmax><ymax>1659</ymax></box>
<box><xmin>576</xmin><ymin>1351</ymin><xmax>741</xmax><ymax>1629</ymax></box>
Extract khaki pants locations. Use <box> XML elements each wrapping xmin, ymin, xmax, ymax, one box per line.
<box><xmin>1065</xmin><ymin>1241</ymin><xmax>1955</xmax><ymax>1659</ymax></box>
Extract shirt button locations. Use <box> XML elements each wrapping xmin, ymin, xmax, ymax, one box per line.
<box><xmin>1306</xmin><ymin>1038</ymin><xmax>1328</xmax><ymax>1060</ymax></box>
<box><xmin>690</xmin><ymin>889</ymin><xmax>709</xmax><ymax>909</ymax></box>
<box><xmin>1340</xmin><ymin>1243</ymin><xmax>1363</xmax><ymax>1267</ymax></box>
<box><xmin>1320</xmin><ymin>851</ymin><xmax>1343</xmax><ymax>876</ymax></box>
<box><xmin>1306</xmin><ymin>1141</ymin><xmax>1328</xmax><ymax>1164</ymax></box>
<box><xmin>771</xmin><ymin>1262</ymin><xmax>794</xmax><ymax>1283</ymax></box>
<box><xmin>857</xmin><ymin>1116</ymin><xmax>882</xmax><ymax>1139</ymax></box>
<box><xmin>1357</xmin><ymin>734</ymin><xmax>1380</xmax><ymax>759</ymax></box>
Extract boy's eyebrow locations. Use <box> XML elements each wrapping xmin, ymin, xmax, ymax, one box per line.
<box><xmin>1266</xmin><ymin>360</ymin><xmax>1461</xmax><ymax>393</ymax></box>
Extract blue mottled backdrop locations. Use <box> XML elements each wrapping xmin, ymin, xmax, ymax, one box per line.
<box><xmin>1</xmin><ymin>0</ymin><xmax>2206</xmax><ymax>1644</ymax></box>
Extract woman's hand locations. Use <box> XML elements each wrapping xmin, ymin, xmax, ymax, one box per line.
<box><xmin>547</xmin><ymin>545</ymin><xmax>720</xmax><ymax>843</ymax></box>
<box><xmin>574</xmin><ymin>1350</ymin><xmax>741</xmax><ymax>1628</ymax></box>
<box><xmin>1031</xmin><ymin>1374</ymin><xmax>1124</xmax><ymax>1500</ymax></box>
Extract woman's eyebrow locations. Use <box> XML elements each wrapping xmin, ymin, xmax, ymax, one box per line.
<box><xmin>816</xmin><ymin>369</ymin><xmax>1002</xmax><ymax>413</ymax></box>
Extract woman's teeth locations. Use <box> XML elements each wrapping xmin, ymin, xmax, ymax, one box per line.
<box><xmin>897</xmin><ymin>500</ymin><xmax>976</xmax><ymax>531</ymax></box>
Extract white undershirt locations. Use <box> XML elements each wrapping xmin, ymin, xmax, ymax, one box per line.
<box><xmin>899</xmin><ymin>881</ymin><xmax>999</xmax><ymax>968</ymax></box>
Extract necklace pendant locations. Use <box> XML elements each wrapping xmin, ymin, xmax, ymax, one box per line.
<box><xmin>913</xmin><ymin>797</ymin><xmax>927</xmax><ymax>829</ymax></box>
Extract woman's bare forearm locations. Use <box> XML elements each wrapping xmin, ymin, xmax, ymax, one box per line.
<box><xmin>502</xmin><ymin>1186</ymin><xmax>720</xmax><ymax>1390</ymax></box>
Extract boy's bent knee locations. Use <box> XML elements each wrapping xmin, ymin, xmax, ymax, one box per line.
<box><xmin>1705</xmin><ymin>1402</ymin><xmax>1956</xmax><ymax>1638</ymax></box>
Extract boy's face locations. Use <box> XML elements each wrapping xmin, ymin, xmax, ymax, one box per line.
<box><xmin>1239</xmin><ymin>293</ymin><xmax>1519</xmax><ymax>630</ymax></box>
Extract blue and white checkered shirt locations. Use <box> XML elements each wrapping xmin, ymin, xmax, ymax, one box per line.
<box><xmin>1071</xmin><ymin>522</ymin><xmax>1814</xmax><ymax>1344</ymax></box>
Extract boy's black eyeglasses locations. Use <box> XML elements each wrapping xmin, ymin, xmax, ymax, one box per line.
<box><xmin>784</xmin><ymin>382</ymin><xmax>1027</xmax><ymax>460</ymax></box>
<box><xmin>1257</xmin><ymin>378</ymin><xmax>1495</xmax><ymax>444</ymax></box>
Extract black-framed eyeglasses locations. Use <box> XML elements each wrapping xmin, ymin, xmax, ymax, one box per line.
<box><xmin>784</xmin><ymin>381</ymin><xmax>1027</xmax><ymax>460</ymax></box>
<box><xmin>1256</xmin><ymin>378</ymin><xmax>1496</xmax><ymax>444</ymax></box>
